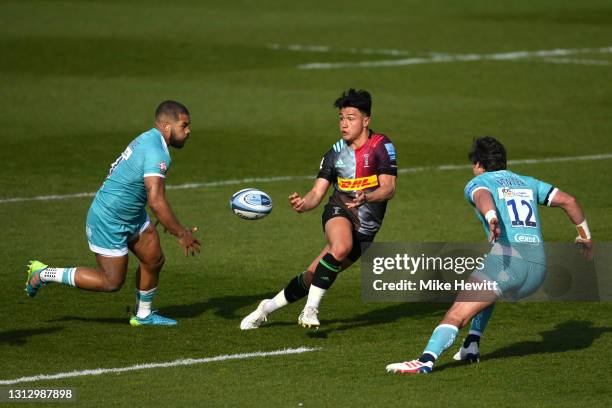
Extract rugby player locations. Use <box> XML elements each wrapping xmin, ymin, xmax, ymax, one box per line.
<box><xmin>386</xmin><ymin>136</ymin><xmax>593</xmax><ymax>374</ymax></box>
<box><xmin>25</xmin><ymin>100</ymin><xmax>200</xmax><ymax>326</ymax></box>
<box><xmin>241</xmin><ymin>89</ymin><xmax>397</xmax><ymax>330</ymax></box>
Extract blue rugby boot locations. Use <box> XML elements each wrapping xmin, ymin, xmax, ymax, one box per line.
<box><xmin>130</xmin><ymin>311</ymin><xmax>177</xmax><ymax>326</ymax></box>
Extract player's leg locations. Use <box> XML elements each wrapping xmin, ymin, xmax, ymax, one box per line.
<box><xmin>387</xmin><ymin>284</ymin><xmax>498</xmax><ymax>374</ymax></box>
<box><xmin>240</xmin><ymin>219</ymin><xmax>356</xmax><ymax>330</ymax></box>
<box><xmin>453</xmin><ymin>303</ymin><xmax>495</xmax><ymax>362</ymax></box>
<box><xmin>26</xmin><ymin>255</ymin><xmax>129</xmax><ymax>297</ymax></box>
<box><xmin>127</xmin><ymin>223</ymin><xmax>176</xmax><ymax>326</ymax></box>
<box><xmin>298</xmin><ymin>217</ymin><xmax>353</xmax><ymax>328</ymax></box>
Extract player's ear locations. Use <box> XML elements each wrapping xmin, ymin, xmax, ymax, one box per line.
<box><xmin>363</xmin><ymin>115</ymin><xmax>371</xmax><ymax>127</ymax></box>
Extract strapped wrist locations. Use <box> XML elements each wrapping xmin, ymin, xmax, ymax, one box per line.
<box><xmin>576</xmin><ymin>219</ymin><xmax>592</xmax><ymax>240</ymax></box>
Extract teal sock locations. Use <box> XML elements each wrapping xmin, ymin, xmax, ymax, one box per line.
<box><xmin>422</xmin><ymin>324</ymin><xmax>459</xmax><ymax>360</ymax></box>
<box><xmin>135</xmin><ymin>287</ymin><xmax>157</xmax><ymax>318</ymax></box>
<box><xmin>469</xmin><ymin>304</ymin><xmax>495</xmax><ymax>336</ymax></box>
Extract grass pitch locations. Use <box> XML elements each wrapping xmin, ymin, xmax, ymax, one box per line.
<box><xmin>1</xmin><ymin>1</ymin><xmax>612</xmax><ymax>406</ymax></box>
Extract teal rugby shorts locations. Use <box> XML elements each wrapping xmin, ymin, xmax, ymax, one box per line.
<box><xmin>85</xmin><ymin>206</ymin><xmax>150</xmax><ymax>257</ymax></box>
<box><xmin>471</xmin><ymin>253</ymin><xmax>547</xmax><ymax>301</ymax></box>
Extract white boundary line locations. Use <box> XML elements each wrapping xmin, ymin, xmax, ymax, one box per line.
<box><xmin>278</xmin><ymin>45</ymin><xmax>612</xmax><ymax>69</ymax></box>
<box><xmin>0</xmin><ymin>347</ymin><xmax>320</xmax><ymax>385</ymax></box>
<box><xmin>2</xmin><ymin>153</ymin><xmax>611</xmax><ymax>205</ymax></box>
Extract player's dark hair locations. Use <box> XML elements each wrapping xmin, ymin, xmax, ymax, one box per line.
<box><xmin>334</xmin><ymin>88</ymin><xmax>372</xmax><ymax>116</ymax></box>
<box><xmin>468</xmin><ymin>136</ymin><xmax>507</xmax><ymax>171</ymax></box>
<box><xmin>155</xmin><ymin>100</ymin><xmax>189</xmax><ymax>121</ymax></box>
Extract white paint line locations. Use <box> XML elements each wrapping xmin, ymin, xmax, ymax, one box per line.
<box><xmin>267</xmin><ymin>43</ymin><xmax>423</xmax><ymax>57</ymax></box>
<box><xmin>539</xmin><ymin>57</ymin><xmax>612</xmax><ymax>66</ymax></box>
<box><xmin>296</xmin><ymin>45</ymin><xmax>612</xmax><ymax>69</ymax></box>
<box><xmin>1</xmin><ymin>153</ymin><xmax>611</xmax><ymax>205</ymax></box>
<box><xmin>0</xmin><ymin>347</ymin><xmax>320</xmax><ymax>385</ymax></box>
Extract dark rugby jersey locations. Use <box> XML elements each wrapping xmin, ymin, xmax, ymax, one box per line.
<box><xmin>317</xmin><ymin>131</ymin><xmax>397</xmax><ymax>235</ymax></box>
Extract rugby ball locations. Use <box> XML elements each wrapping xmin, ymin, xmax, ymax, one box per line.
<box><xmin>230</xmin><ymin>188</ymin><xmax>273</xmax><ymax>220</ymax></box>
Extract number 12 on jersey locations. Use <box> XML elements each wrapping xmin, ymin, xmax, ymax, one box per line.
<box><xmin>498</xmin><ymin>188</ymin><xmax>537</xmax><ymax>228</ymax></box>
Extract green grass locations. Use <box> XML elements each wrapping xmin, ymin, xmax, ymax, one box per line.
<box><xmin>1</xmin><ymin>1</ymin><xmax>612</xmax><ymax>407</ymax></box>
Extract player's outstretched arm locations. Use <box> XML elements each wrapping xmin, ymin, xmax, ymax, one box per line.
<box><xmin>347</xmin><ymin>174</ymin><xmax>396</xmax><ymax>208</ymax></box>
<box><xmin>289</xmin><ymin>178</ymin><xmax>331</xmax><ymax>213</ymax></box>
<box><xmin>550</xmin><ymin>189</ymin><xmax>593</xmax><ymax>260</ymax></box>
<box><xmin>473</xmin><ymin>189</ymin><xmax>501</xmax><ymax>242</ymax></box>
<box><xmin>145</xmin><ymin>176</ymin><xmax>201</xmax><ymax>256</ymax></box>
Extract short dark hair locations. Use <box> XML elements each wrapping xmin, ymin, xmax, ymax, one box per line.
<box><xmin>468</xmin><ymin>136</ymin><xmax>507</xmax><ymax>171</ymax></box>
<box><xmin>333</xmin><ymin>89</ymin><xmax>372</xmax><ymax>116</ymax></box>
<box><xmin>155</xmin><ymin>100</ymin><xmax>189</xmax><ymax>121</ymax></box>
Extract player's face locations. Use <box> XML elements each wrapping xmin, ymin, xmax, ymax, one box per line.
<box><xmin>169</xmin><ymin>114</ymin><xmax>191</xmax><ymax>149</ymax></box>
<box><xmin>339</xmin><ymin>107</ymin><xmax>370</xmax><ymax>143</ymax></box>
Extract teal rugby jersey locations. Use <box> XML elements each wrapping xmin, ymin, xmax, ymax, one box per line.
<box><xmin>91</xmin><ymin>128</ymin><xmax>170</xmax><ymax>223</ymax></box>
<box><xmin>464</xmin><ymin>170</ymin><xmax>557</xmax><ymax>263</ymax></box>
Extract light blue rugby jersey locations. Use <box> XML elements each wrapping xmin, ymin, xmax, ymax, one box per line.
<box><xmin>91</xmin><ymin>128</ymin><xmax>170</xmax><ymax>223</ymax></box>
<box><xmin>464</xmin><ymin>170</ymin><xmax>557</xmax><ymax>263</ymax></box>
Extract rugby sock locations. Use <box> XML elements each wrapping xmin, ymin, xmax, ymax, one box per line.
<box><xmin>420</xmin><ymin>324</ymin><xmax>459</xmax><ymax>363</ymax></box>
<box><xmin>40</xmin><ymin>267</ymin><xmax>76</xmax><ymax>287</ymax></box>
<box><xmin>135</xmin><ymin>287</ymin><xmax>156</xmax><ymax>319</ymax></box>
<box><xmin>263</xmin><ymin>290</ymin><xmax>290</xmax><ymax>314</ymax></box>
<box><xmin>467</xmin><ymin>304</ymin><xmax>495</xmax><ymax>345</ymax></box>
<box><xmin>283</xmin><ymin>272</ymin><xmax>309</xmax><ymax>303</ymax></box>
<box><xmin>305</xmin><ymin>254</ymin><xmax>342</xmax><ymax>309</ymax></box>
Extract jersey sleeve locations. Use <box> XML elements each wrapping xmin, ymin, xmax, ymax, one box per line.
<box><xmin>316</xmin><ymin>148</ymin><xmax>336</xmax><ymax>182</ymax></box>
<box><xmin>464</xmin><ymin>175</ymin><xmax>491</xmax><ymax>205</ymax></box>
<box><xmin>533</xmin><ymin>177</ymin><xmax>557</xmax><ymax>206</ymax></box>
<box><xmin>143</xmin><ymin>147</ymin><xmax>170</xmax><ymax>178</ymax></box>
<box><xmin>374</xmin><ymin>136</ymin><xmax>398</xmax><ymax>176</ymax></box>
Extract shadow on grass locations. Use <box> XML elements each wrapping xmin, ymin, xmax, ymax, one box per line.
<box><xmin>436</xmin><ymin>320</ymin><xmax>612</xmax><ymax>372</ymax></box>
<box><xmin>48</xmin><ymin>292</ymin><xmax>278</xmax><ymax>325</ymax></box>
<box><xmin>48</xmin><ymin>316</ymin><xmax>128</xmax><ymax>325</ymax></box>
<box><xmin>158</xmin><ymin>292</ymin><xmax>278</xmax><ymax>319</ymax></box>
<box><xmin>303</xmin><ymin>302</ymin><xmax>448</xmax><ymax>338</ymax></box>
<box><xmin>0</xmin><ymin>327</ymin><xmax>64</xmax><ymax>346</ymax></box>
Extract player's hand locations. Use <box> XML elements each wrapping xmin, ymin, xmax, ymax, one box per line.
<box><xmin>488</xmin><ymin>218</ymin><xmax>501</xmax><ymax>243</ymax></box>
<box><xmin>178</xmin><ymin>227</ymin><xmax>201</xmax><ymax>257</ymax></box>
<box><xmin>575</xmin><ymin>237</ymin><xmax>594</xmax><ymax>261</ymax></box>
<box><xmin>346</xmin><ymin>191</ymin><xmax>366</xmax><ymax>209</ymax></box>
<box><xmin>289</xmin><ymin>192</ymin><xmax>306</xmax><ymax>213</ymax></box>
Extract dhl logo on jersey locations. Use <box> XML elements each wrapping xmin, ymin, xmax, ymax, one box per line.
<box><xmin>337</xmin><ymin>175</ymin><xmax>378</xmax><ymax>191</ymax></box>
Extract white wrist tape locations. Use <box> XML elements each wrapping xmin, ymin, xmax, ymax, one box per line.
<box><xmin>576</xmin><ymin>219</ymin><xmax>592</xmax><ymax>240</ymax></box>
<box><xmin>485</xmin><ymin>210</ymin><xmax>498</xmax><ymax>224</ymax></box>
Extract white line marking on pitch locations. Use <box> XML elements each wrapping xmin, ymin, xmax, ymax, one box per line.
<box><xmin>288</xmin><ymin>45</ymin><xmax>612</xmax><ymax>69</ymax></box>
<box><xmin>1</xmin><ymin>153</ymin><xmax>611</xmax><ymax>205</ymax></box>
<box><xmin>0</xmin><ymin>347</ymin><xmax>320</xmax><ymax>385</ymax></box>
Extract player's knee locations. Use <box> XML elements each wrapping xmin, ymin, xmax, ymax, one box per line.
<box><xmin>103</xmin><ymin>272</ymin><xmax>126</xmax><ymax>292</ymax></box>
<box><xmin>302</xmin><ymin>270</ymin><xmax>314</xmax><ymax>287</ymax></box>
<box><xmin>152</xmin><ymin>253</ymin><xmax>165</xmax><ymax>270</ymax></box>
<box><xmin>444</xmin><ymin>310</ymin><xmax>469</xmax><ymax>328</ymax></box>
<box><xmin>329</xmin><ymin>245</ymin><xmax>352</xmax><ymax>261</ymax></box>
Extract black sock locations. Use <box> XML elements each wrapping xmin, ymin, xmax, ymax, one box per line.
<box><xmin>311</xmin><ymin>253</ymin><xmax>342</xmax><ymax>290</ymax></box>
<box><xmin>418</xmin><ymin>353</ymin><xmax>436</xmax><ymax>364</ymax></box>
<box><xmin>463</xmin><ymin>333</ymin><xmax>481</xmax><ymax>348</ymax></box>
<box><xmin>283</xmin><ymin>272</ymin><xmax>309</xmax><ymax>303</ymax></box>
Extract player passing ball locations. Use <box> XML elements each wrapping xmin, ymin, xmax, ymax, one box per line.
<box><xmin>386</xmin><ymin>136</ymin><xmax>593</xmax><ymax>374</ymax></box>
<box><xmin>25</xmin><ymin>101</ymin><xmax>200</xmax><ymax>326</ymax></box>
<box><xmin>241</xmin><ymin>88</ymin><xmax>398</xmax><ymax>330</ymax></box>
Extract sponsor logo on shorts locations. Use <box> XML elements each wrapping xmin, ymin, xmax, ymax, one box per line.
<box><xmin>159</xmin><ymin>162</ymin><xmax>167</xmax><ymax>173</ymax></box>
<box><xmin>514</xmin><ymin>233</ymin><xmax>541</xmax><ymax>244</ymax></box>
<box><xmin>337</xmin><ymin>175</ymin><xmax>378</xmax><ymax>191</ymax></box>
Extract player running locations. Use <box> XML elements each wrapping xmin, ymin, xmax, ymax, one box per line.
<box><xmin>25</xmin><ymin>100</ymin><xmax>201</xmax><ymax>326</ymax></box>
<box><xmin>241</xmin><ymin>89</ymin><xmax>397</xmax><ymax>330</ymax></box>
<box><xmin>386</xmin><ymin>136</ymin><xmax>593</xmax><ymax>374</ymax></box>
